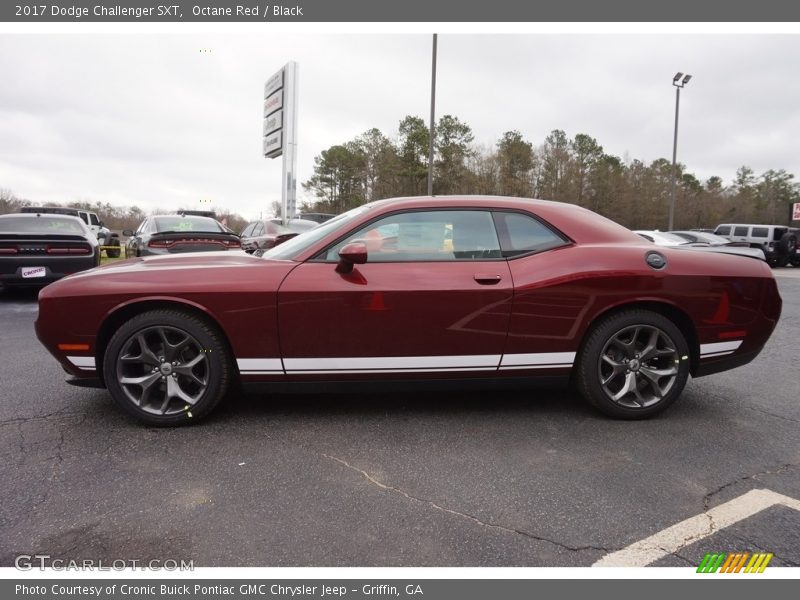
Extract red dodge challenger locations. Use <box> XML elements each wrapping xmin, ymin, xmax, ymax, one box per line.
<box><xmin>36</xmin><ymin>197</ymin><xmax>782</xmax><ymax>425</ymax></box>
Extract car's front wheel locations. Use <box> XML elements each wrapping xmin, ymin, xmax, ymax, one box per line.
<box><xmin>103</xmin><ymin>309</ymin><xmax>233</xmax><ymax>426</ymax></box>
<box><xmin>576</xmin><ymin>310</ymin><xmax>690</xmax><ymax>419</ymax></box>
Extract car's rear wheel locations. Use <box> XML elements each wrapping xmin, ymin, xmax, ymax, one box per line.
<box><xmin>103</xmin><ymin>309</ymin><xmax>232</xmax><ymax>426</ymax></box>
<box><xmin>576</xmin><ymin>310</ymin><xmax>690</xmax><ymax>419</ymax></box>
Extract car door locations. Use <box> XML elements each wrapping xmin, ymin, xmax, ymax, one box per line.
<box><xmin>276</xmin><ymin>209</ymin><xmax>513</xmax><ymax>376</ymax></box>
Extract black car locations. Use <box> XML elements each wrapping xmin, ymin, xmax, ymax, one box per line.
<box><xmin>123</xmin><ymin>214</ymin><xmax>241</xmax><ymax>258</ymax></box>
<box><xmin>0</xmin><ymin>213</ymin><xmax>100</xmax><ymax>287</ymax></box>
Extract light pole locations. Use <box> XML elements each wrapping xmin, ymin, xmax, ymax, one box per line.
<box><xmin>668</xmin><ymin>72</ymin><xmax>691</xmax><ymax>231</ymax></box>
<box><xmin>427</xmin><ymin>34</ymin><xmax>437</xmax><ymax>196</ymax></box>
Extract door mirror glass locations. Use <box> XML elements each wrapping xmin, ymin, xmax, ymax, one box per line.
<box><xmin>336</xmin><ymin>242</ymin><xmax>368</xmax><ymax>273</ymax></box>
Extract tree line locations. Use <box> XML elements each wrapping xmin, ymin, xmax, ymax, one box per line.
<box><xmin>302</xmin><ymin>116</ymin><xmax>800</xmax><ymax>230</ymax></box>
<box><xmin>3</xmin><ymin>116</ymin><xmax>798</xmax><ymax>233</ymax></box>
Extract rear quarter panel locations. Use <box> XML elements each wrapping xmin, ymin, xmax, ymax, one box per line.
<box><xmin>505</xmin><ymin>243</ymin><xmax>780</xmax><ymax>374</ymax></box>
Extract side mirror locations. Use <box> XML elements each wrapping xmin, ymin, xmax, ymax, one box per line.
<box><xmin>99</xmin><ymin>221</ymin><xmax>104</xmax><ymax>227</ymax></box>
<box><xmin>122</xmin><ymin>230</ymin><xmax>134</xmax><ymax>237</ymax></box>
<box><xmin>336</xmin><ymin>242</ymin><xmax>368</xmax><ymax>274</ymax></box>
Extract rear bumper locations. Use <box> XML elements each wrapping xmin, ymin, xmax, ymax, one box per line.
<box><xmin>0</xmin><ymin>256</ymin><xmax>97</xmax><ymax>285</ymax></box>
<box><xmin>694</xmin><ymin>348</ymin><xmax>763</xmax><ymax>377</ymax></box>
<box><xmin>65</xmin><ymin>374</ymin><xmax>105</xmax><ymax>389</ymax></box>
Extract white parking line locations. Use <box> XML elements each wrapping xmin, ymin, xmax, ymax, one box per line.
<box><xmin>593</xmin><ymin>488</ymin><xmax>800</xmax><ymax>567</ymax></box>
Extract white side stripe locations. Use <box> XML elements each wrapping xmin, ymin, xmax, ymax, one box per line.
<box><xmin>701</xmin><ymin>351</ymin><xmax>734</xmax><ymax>359</ymax></box>
<box><xmin>231</xmin><ymin>353</ymin><xmax>579</xmax><ymax>375</ymax></box>
<box><xmin>66</xmin><ymin>356</ymin><xmax>95</xmax><ymax>370</ymax></box>
<box><xmin>700</xmin><ymin>340</ymin><xmax>742</xmax><ymax>356</ymax></box>
<box><xmin>284</xmin><ymin>355</ymin><xmax>501</xmax><ymax>372</ymax></box>
<box><xmin>236</xmin><ymin>358</ymin><xmax>283</xmax><ymax>372</ymax></box>
<box><xmin>500</xmin><ymin>352</ymin><xmax>576</xmax><ymax>369</ymax></box>
<box><xmin>287</xmin><ymin>367</ymin><xmax>500</xmax><ymax>375</ymax></box>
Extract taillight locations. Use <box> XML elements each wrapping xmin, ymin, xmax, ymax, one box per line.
<box><xmin>224</xmin><ymin>240</ymin><xmax>241</xmax><ymax>248</ymax></box>
<box><xmin>148</xmin><ymin>239</ymin><xmax>173</xmax><ymax>248</ymax></box>
<box><xmin>0</xmin><ymin>247</ymin><xmax>18</xmax><ymax>254</ymax></box>
<box><xmin>47</xmin><ymin>246</ymin><xmax>90</xmax><ymax>254</ymax></box>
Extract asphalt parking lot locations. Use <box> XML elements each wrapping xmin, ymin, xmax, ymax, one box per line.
<box><xmin>0</xmin><ymin>274</ymin><xmax>798</xmax><ymax>568</ymax></box>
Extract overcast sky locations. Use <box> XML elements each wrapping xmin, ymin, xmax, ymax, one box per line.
<box><xmin>1</xmin><ymin>33</ymin><xmax>799</xmax><ymax>220</ymax></box>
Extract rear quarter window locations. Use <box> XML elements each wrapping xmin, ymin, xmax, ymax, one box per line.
<box><xmin>493</xmin><ymin>212</ymin><xmax>568</xmax><ymax>257</ymax></box>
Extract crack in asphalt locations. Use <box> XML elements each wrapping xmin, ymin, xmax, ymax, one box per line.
<box><xmin>662</xmin><ymin>463</ymin><xmax>800</xmax><ymax>558</ymax></box>
<box><xmin>702</xmin><ymin>463</ymin><xmax>798</xmax><ymax>512</ymax></box>
<box><xmin>659</xmin><ymin>546</ymin><xmax>696</xmax><ymax>566</ymax></box>
<box><xmin>0</xmin><ymin>411</ymin><xmax>90</xmax><ymax>428</ymax></box>
<box><xmin>322</xmin><ymin>453</ymin><xmax>612</xmax><ymax>555</ymax></box>
<box><xmin>745</xmin><ymin>405</ymin><xmax>800</xmax><ymax>424</ymax></box>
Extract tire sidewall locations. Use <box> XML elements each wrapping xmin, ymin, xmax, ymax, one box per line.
<box><xmin>578</xmin><ymin>310</ymin><xmax>690</xmax><ymax>419</ymax></box>
<box><xmin>103</xmin><ymin>310</ymin><xmax>230</xmax><ymax>425</ymax></box>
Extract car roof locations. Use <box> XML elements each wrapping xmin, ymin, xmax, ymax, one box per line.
<box><xmin>716</xmin><ymin>223</ymin><xmax>785</xmax><ymax>228</ymax></box>
<box><xmin>286</xmin><ymin>195</ymin><xmax>644</xmax><ymax>263</ymax></box>
<box><xmin>2</xmin><ymin>212</ymin><xmax>84</xmax><ymax>221</ymax></box>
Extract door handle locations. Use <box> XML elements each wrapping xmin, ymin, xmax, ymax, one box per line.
<box><xmin>474</xmin><ymin>273</ymin><xmax>502</xmax><ymax>285</ymax></box>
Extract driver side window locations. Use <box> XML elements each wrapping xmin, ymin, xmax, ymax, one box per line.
<box><xmin>324</xmin><ymin>210</ymin><xmax>501</xmax><ymax>262</ymax></box>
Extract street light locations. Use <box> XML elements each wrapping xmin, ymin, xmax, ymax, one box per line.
<box><xmin>668</xmin><ymin>71</ymin><xmax>691</xmax><ymax>230</ymax></box>
<box><xmin>428</xmin><ymin>34</ymin><xmax>437</xmax><ymax>197</ymax></box>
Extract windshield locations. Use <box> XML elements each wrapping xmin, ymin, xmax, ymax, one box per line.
<box><xmin>261</xmin><ymin>205</ymin><xmax>374</xmax><ymax>260</ymax></box>
<box><xmin>0</xmin><ymin>216</ymin><xmax>87</xmax><ymax>234</ymax></box>
<box><xmin>154</xmin><ymin>216</ymin><xmax>224</xmax><ymax>233</ymax></box>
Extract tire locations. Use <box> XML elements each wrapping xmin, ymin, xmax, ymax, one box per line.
<box><xmin>105</xmin><ymin>237</ymin><xmax>121</xmax><ymax>259</ymax></box>
<box><xmin>777</xmin><ymin>232</ymin><xmax>797</xmax><ymax>255</ymax></box>
<box><xmin>576</xmin><ymin>309</ymin><xmax>691</xmax><ymax>419</ymax></box>
<box><xmin>103</xmin><ymin>309</ymin><xmax>233</xmax><ymax>426</ymax></box>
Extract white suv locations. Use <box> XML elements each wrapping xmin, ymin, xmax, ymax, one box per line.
<box><xmin>713</xmin><ymin>223</ymin><xmax>796</xmax><ymax>267</ymax></box>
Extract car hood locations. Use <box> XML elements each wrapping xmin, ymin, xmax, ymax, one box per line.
<box><xmin>40</xmin><ymin>251</ymin><xmax>298</xmax><ymax>298</ymax></box>
<box><xmin>91</xmin><ymin>251</ymin><xmax>264</xmax><ymax>272</ymax></box>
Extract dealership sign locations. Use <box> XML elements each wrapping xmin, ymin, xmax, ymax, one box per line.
<box><xmin>263</xmin><ymin>62</ymin><xmax>298</xmax><ymax>221</ymax></box>
<box><xmin>263</xmin><ymin>68</ymin><xmax>286</xmax><ymax>159</ymax></box>
<box><xmin>793</xmin><ymin>202</ymin><xmax>800</xmax><ymax>221</ymax></box>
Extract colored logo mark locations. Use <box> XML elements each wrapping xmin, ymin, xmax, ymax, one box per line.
<box><xmin>697</xmin><ymin>552</ymin><xmax>773</xmax><ymax>573</ymax></box>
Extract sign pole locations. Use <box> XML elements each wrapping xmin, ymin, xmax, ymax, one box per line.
<box><xmin>263</xmin><ymin>61</ymin><xmax>298</xmax><ymax>226</ymax></box>
<box><xmin>282</xmin><ymin>62</ymin><xmax>298</xmax><ymax>226</ymax></box>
